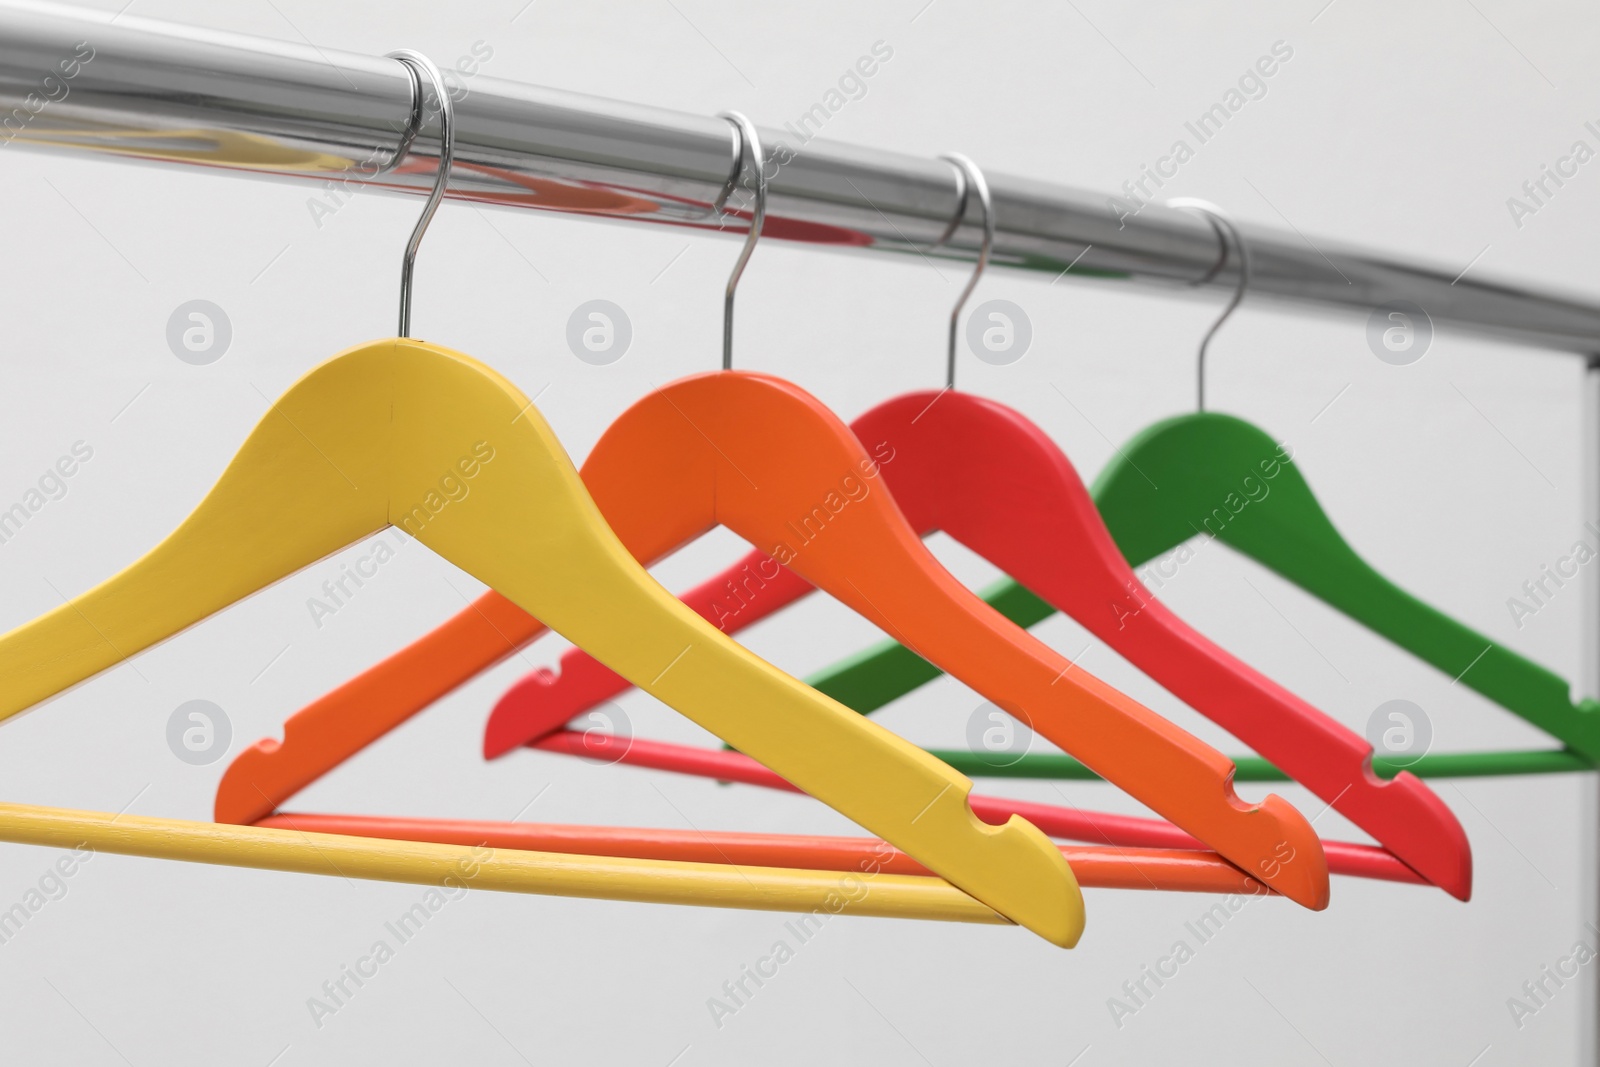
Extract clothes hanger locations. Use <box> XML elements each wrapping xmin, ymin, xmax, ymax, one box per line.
<box><xmin>0</xmin><ymin>56</ymin><xmax>1090</xmax><ymax>942</ymax></box>
<box><xmin>217</xmin><ymin>118</ymin><xmax>1331</xmax><ymax>909</ymax></box>
<box><xmin>482</xmin><ymin>182</ymin><xmax>1471</xmax><ymax>899</ymax></box>
<box><xmin>594</xmin><ymin>195</ymin><xmax>1600</xmax><ymax>783</ymax></box>
<box><xmin>1092</xmin><ymin>198</ymin><xmax>1600</xmax><ymax>772</ymax></box>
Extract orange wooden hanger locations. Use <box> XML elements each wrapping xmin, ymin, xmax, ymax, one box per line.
<box><xmin>218</xmin><ymin>113</ymin><xmax>1328</xmax><ymax>909</ymax></box>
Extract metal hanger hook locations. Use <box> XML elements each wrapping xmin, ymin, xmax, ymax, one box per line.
<box><xmin>717</xmin><ymin>111</ymin><xmax>767</xmax><ymax>371</ymax></box>
<box><xmin>387</xmin><ymin>49</ymin><xmax>456</xmax><ymax>340</ymax></box>
<box><xmin>939</xmin><ymin>153</ymin><xmax>994</xmax><ymax>391</ymax></box>
<box><xmin>1167</xmin><ymin>197</ymin><xmax>1249</xmax><ymax>412</ymax></box>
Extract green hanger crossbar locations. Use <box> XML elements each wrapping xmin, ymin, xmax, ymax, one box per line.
<box><xmin>924</xmin><ymin>745</ymin><xmax>1588</xmax><ymax>781</ymax></box>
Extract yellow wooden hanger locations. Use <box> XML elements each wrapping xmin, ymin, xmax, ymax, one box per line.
<box><xmin>0</xmin><ymin>52</ymin><xmax>1083</xmax><ymax>945</ymax></box>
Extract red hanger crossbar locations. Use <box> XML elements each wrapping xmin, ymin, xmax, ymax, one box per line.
<box><xmin>529</xmin><ymin>728</ymin><xmax>1423</xmax><ymax>886</ymax></box>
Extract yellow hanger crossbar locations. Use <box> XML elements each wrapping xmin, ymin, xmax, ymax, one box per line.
<box><xmin>0</xmin><ymin>801</ymin><xmax>1008</xmax><ymax>923</ymax></box>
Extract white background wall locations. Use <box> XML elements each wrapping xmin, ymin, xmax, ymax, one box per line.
<box><xmin>0</xmin><ymin>0</ymin><xmax>1594</xmax><ymax>1063</ymax></box>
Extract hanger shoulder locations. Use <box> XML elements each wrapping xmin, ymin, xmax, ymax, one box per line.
<box><xmin>0</xmin><ymin>343</ymin><xmax>395</xmax><ymax>719</ymax></box>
